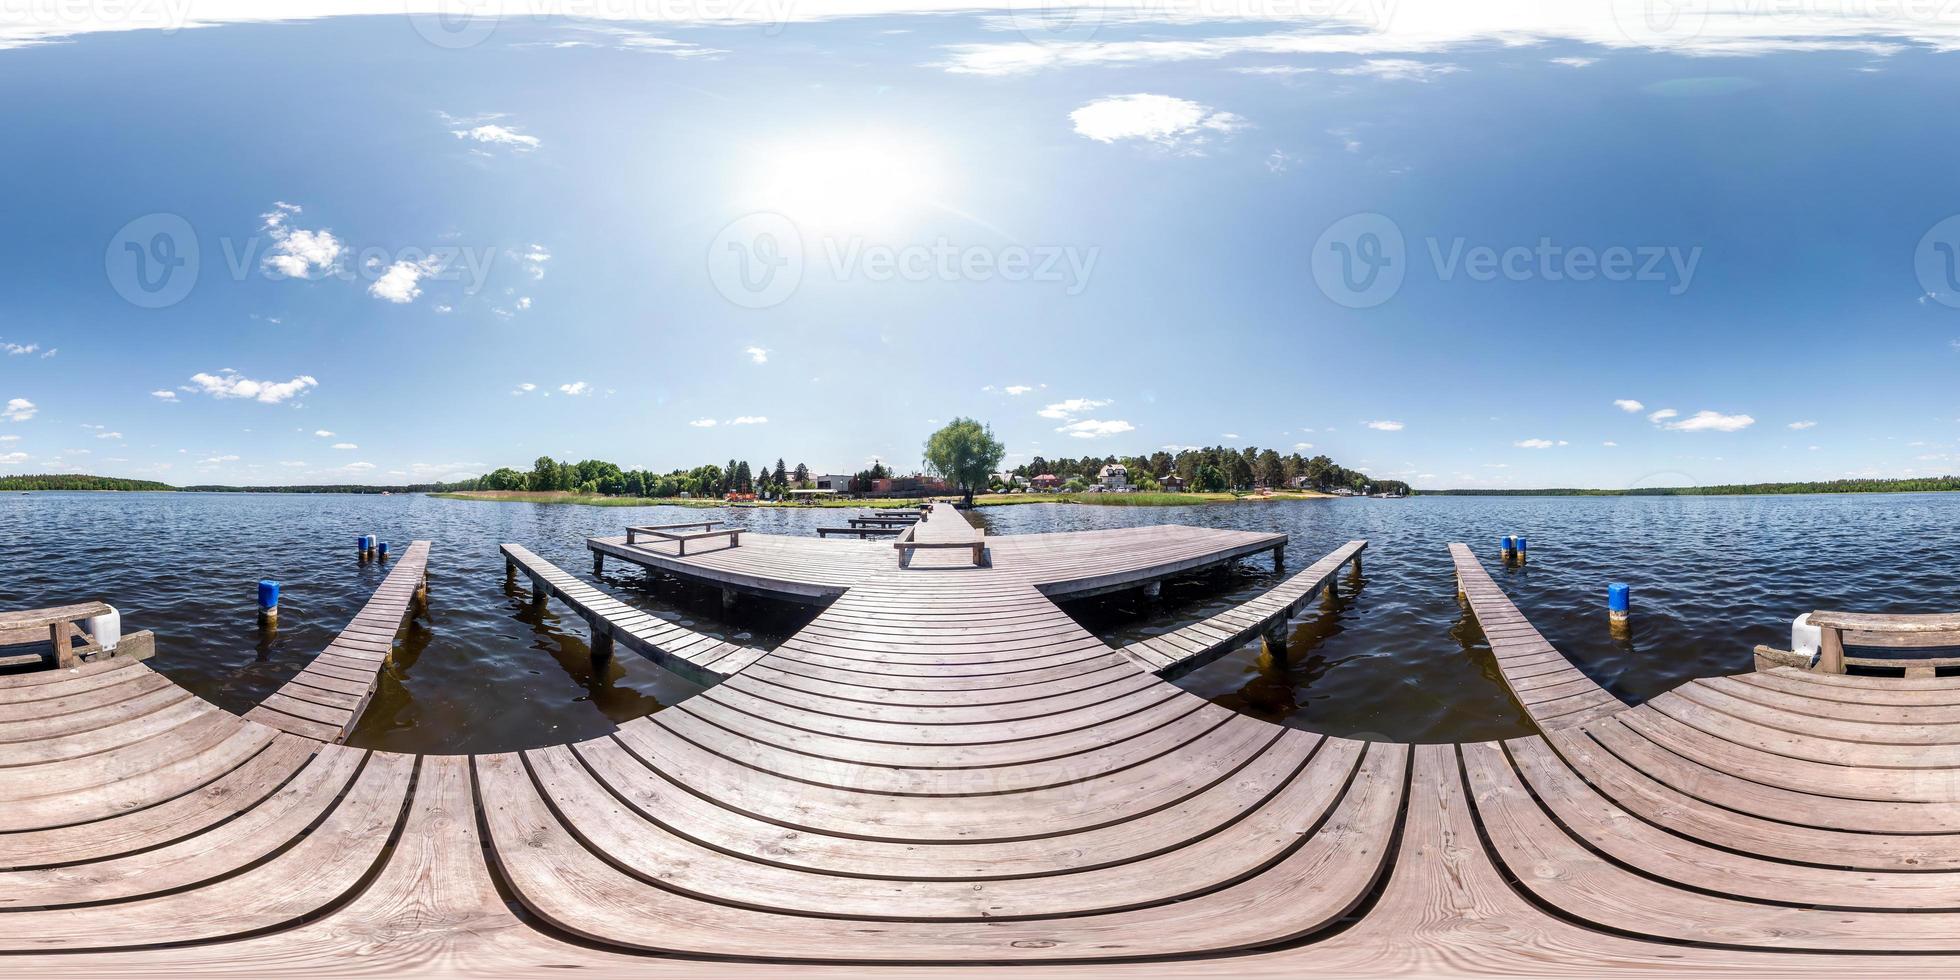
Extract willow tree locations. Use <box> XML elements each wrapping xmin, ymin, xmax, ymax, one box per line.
<box><xmin>923</xmin><ymin>417</ymin><xmax>1005</xmax><ymax>508</ymax></box>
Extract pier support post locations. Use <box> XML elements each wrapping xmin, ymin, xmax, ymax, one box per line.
<box><xmin>413</xmin><ymin>575</ymin><xmax>430</xmax><ymax>616</ymax></box>
<box><xmin>505</xmin><ymin>556</ymin><xmax>516</xmax><ymax>587</ymax></box>
<box><xmin>1264</xmin><ymin>622</ymin><xmax>1289</xmax><ymax>665</ymax></box>
<box><xmin>1142</xmin><ymin>581</ymin><xmax>1162</xmax><ymax>606</ymax></box>
<box><xmin>1272</xmin><ymin>546</ymin><xmax>1286</xmax><ymax>576</ymax></box>
<box><xmin>590</xmin><ymin>621</ymin><xmax>614</xmax><ymax>661</ymax></box>
<box><xmin>1607</xmin><ymin>583</ymin><xmax>1630</xmax><ymax>636</ymax></box>
<box><xmin>1818</xmin><ymin>624</ymin><xmax>1845</xmax><ymax>674</ymax></box>
<box><xmin>720</xmin><ymin>587</ymin><xmax>738</xmax><ymax>618</ymax></box>
<box><xmin>529</xmin><ymin>576</ymin><xmax>549</xmax><ymax>612</ymax></box>
<box><xmin>257</xmin><ymin>579</ymin><xmax>279</xmax><ymax>628</ymax></box>
<box><xmin>1350</xmin><ymin>552</ymin><xmax>1363</xmax><ymax>578</ymax></box>
<box><xmin>593</xmin><ymin>552</ymin><xmax>605</xmax><ymax>576</ymax></box>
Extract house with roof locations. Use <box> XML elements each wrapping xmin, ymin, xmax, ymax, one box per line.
<box><xmin>1097</xmin><ymin>463</ymin><xmax>1129</xmax><ymax>490</ymax></box>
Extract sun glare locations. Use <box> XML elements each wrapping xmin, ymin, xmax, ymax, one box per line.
<box><xmin>746</xmin><ymin>133</ymin><xmax>946</xmax><ymax>235</ymax></box>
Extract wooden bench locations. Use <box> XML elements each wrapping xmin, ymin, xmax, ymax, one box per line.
<box><xmin>1808</xmin><ymin>610</ymin><xmax>1960</xmax><ymax>677</ymax></box>
<box><xmin>816</xmin><ymin>526</ymin><xmax>903</xmax><ymax>538</ymax></box>
<box><xmin>894</xmin><ymin>539</ymin><xmax>987</xmax><ymax>567</ymax></box>
<box><xmin>0</xmin><ymin>602</ymin><xmax>113</xmax><ymax>669</ymax></box>
<box><xmin>849</xmin><ymin>516</ymin><xmax>918</xmax><ymax>528</ymax></box>
<box><xmin>626</xmin><ymin>521</ymin><xmax>742</xmax><ymax>555</ymax></box>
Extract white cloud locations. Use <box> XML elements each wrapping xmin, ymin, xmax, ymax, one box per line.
<box><xmin>1266</xmin><ymin>149</ymin><xmax>1296</xmax><ymax>174</ymax></box>
<box><xmin>1602</xmin><ymin>440</ymin><xmax>1619</xmax><ymax>447</ymax></box>
<box><xmin>1613</xmin><ymin>399</ymin><xmax>1645</xmax><ymax>413</ymax></box>
<box><xmin>1056</xmin><ymin>419</ymin><xmax>1136</xmax><ymax>439</ymax></box>
<box><xmin>1329</xmin><ymin>58</ymin><xmax>1463</xmax><ymax>81</ymax></box>
<box><xmin>1663</xmin><ymin>410</ymin><xmax>1756</xmax><ymax>432</ymax></box>
<box><xmin>1787</xmin><ymin>420</ymin><xmax>1818</xmax><ymax>430</ymax></box>
<box><xmin>1293</xmin><ymin>442</ymin><xmax>1313</xmax><ymax>450</ymax></box>
<box><xmin>1038</xmin><ymin>397</ymin><xmax>1112</xmax><ymax>420</ymax></box>
<box><xmin>331</xmin><ymin>442</ymin><xmax>358</xmax><ymax>450</ymax></box>
<box><xmin>280</xmin><ymin>461</ymin><xmax>308</xmax><ymax>467</ymax></box>
<box><xmin>521</xmin><ymin>244</ymin><xmax>551</xmax><ymax>280</ymax></box>
<box><xmin>198</xmin><ymin>454</ymin><xmax>240</xmax><ymax>464</ymax></box>
<box><xmin>1222</xmin><ymin>433</ymin><xmax>1241</xmax><ymax>440</ymax></box>
<box><xmin>1515</xmin><ymin>438</ymin><xmax>1563</xmax><ymax>449</ymax></box>
<box><xmin>260</xmin><ymin>202</ymin><xmax>342</xmax><ymax>279</ymax></box>
<box><xmin>1003</xmin><ymin>385</ymin><xmax>1034</xmax><ymax>395</ymax></box>
<box><xmin>95</xmin><ymin>430</ymin><xmax>122</xmax><ymax>440</ymax></box>
<box><xmin>1551</xmin><ymin>56</ymin><xmax>1598</xmax><ymax>67</ymax></box>
<box><xmin>1363</xmin><ymin>420</ymin><xmax>1405</xmax><ymax>431</ymax></box>
<box><xmin>558</xmin><ymin>382</ymin><xmax>590</xmax><ymax>396</ymax></box>
<box><xmin>2</xmin><ymin>342</ymin><xmax>38</xmax><ymax>355</ymax></box>
<box><xmin>744</xmin><ymin>346</ymin><xmax>770</xmax><ymax>364</ymax></box>
<box><xmin>728</xmin><ymin>415</ymin><xmax>768</xmax><ymax>425</ymax></box>
<box><xmin>688</xmin><ymin>418</ymin><xmax>717</xmax><ymax>428</ymax></box>
<box><xmin>0</xmin><ymin>434</ymin><xmax>16</xmax><ymax>442</ymax></box>
<box><xmin>1647</xmin><ymin>408</ymin><xmax>1680</xmax><ymax>424</ymax></box>
<box><xmin>151</xmin><ymin>390</ymin><xmax>178</xmax><ymax>401</ymax></box>
<box><xmin>0</xmin><ymin>451</ymin><xmax>26</xmax><ymax>464</ymax></box>
<box><xmin>189</xmin><ymin>370</ymin><xmax>318</xmax><ymax>404</ymax></box>
<box><xmin>314</xmin><ymin>429</ymin><xmax>335</xmax><ymax>437</ymax></box>
<box><xmin>343</xmin><ymin>461</ymin><xmax>376</xmax><ymax>471</ymax></box>
<box><xmin>369</xmin><ymin>256</ymin><xmax>443</xmax><ymax>304</ymax></box>
<box><xmin>4</xmin><ymin>398</ymin><xmax>37</xmax><ymax>422</ymax></box>
<box><xmin>514</xmin><ymin>296</ymin><xmax>531</xmax><ymax>310</ymax></box>
<box><xmin>451</xmin><ymin>123</ymin><xmax>540</xmax><ymax>151</ymax></box>
<box><xmin>1069</xmin><ymin>94</ymin><xmax>1246</xmax><ymax>152</ymax></box>
<box><xmin>512</xmin><ymin>382</ymin><xmax>537</xmax><ymax>395</ymax></box>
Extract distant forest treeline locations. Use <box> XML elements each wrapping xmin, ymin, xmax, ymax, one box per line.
<box><xmin>0</xmin><ymin>474</ymin><xmax>438</xmax><ymax>493</ymax></box>
<box><xmin>1424</xmin><ymin>476</ymin><xmax>1960</xmax><ymax>496</ymax></box>
<box><xmin>1</xmin><ymin>474</ymin><xmax>174</xmax><ymax>491</ymax></box>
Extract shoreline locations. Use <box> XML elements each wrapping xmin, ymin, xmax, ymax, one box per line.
<box><xmin>429</xmin><ymin>489</ymin><xmax>1339</xmax><ymax>508</ymax></box>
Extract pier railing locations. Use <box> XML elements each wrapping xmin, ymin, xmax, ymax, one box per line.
<box><xmin>1808</xmin><ymin>610</ymin><xmax>1960</xmax><ymax>676</ymax></box>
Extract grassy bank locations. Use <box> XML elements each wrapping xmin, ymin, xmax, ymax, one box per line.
<box><xmin>432</xmin><ymin>489</ymin><xmax>1334</xmax><ymax>508</ymax></box>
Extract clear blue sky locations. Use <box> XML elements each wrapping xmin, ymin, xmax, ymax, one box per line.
<box><xmin>2</xmin><ymin>4</ymin><xmax>1958</xmax><ymax>489</ymax></box>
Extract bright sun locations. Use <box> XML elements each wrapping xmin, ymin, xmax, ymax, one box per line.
<box><xmin>745</xmin><ymin>133</ymin><xmax>946</xmax><ymax>235</ymax></box>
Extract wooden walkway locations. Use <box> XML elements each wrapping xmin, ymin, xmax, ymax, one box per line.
<box><xmin>242</xmin><ymin>540</ymin><xmax>429</xmax><ymax>742</ymax></box>
<box><xmin>503</xmin><ymin>543</ymin><xmax>766</xmax><ymax>685</ymax></box>
<box><xmin>1451</xmin><ymin>542</ymin><xmax>1627</xmax><ymax>729</ymax></box>
<box><xmin>1124</xmin><ymin>539</ymin><xmax>1366</xmax><ymax>679</ymax></box>
<box><xmin>13</xmin><ymin>526</ymin><xmax>1960</xmax><ymax>973</ymax></box>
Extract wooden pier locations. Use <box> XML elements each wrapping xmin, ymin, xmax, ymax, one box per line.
<box><xmin>243</xmin><ymin>540</ymin><xmax>430</xmax><ymax>743</ymax></box>
<box><xmin>8</xmin><ymin>511</ymin><xmax>1960</xmax><ymax>974</ymax></box>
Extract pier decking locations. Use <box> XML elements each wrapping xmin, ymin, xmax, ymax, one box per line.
<box><xmin>10</xmin><ymin>515</ymin><xmax>1960</xmax><ymax>974</ymax></box>
<box><xmin>242</xmin><ymin>540</ymin><xmax>429</xmax><ymax>742</ymax></box>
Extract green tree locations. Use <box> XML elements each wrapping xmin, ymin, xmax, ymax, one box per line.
<box><xmin>530</xmin><ymin>456</ymin><xmax>561</xmax><ymax>493</ymax></box>
<box><xmin>923</xmin><ymin>417</ymin><xmax>1007</xmax><ymax>508</ymax></box>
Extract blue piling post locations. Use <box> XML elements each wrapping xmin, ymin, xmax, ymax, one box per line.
<box><xmin>1500</xmin><ymin>535</ymin><xmax>1515</xmax><ymax>559</ymax></box>
<box><xmin>1608</xmin><ymin>583</ymin><xmax>1630</xmax><ymax>625</ymax></box>
<box><xmin>1514</xmin><ymin>535</ymin><xmax>1528</xmax><ymax>563</ymax></box>
<box><xmin>357</xmin><ymin>534</ymin><xmax>370</xmax><ymax>560</ymax></box>
<box><xmin>378</xmin><ymin>541</ymin><xmax>390</xmax><ymax>561</ymax></box>
<box><xmin>257</xmin><ymin>579</ymin><xmax>280</xmax><ymax>623</ymax></box>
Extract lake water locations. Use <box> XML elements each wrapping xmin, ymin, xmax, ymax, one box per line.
<box><xmin>3</xmin><ymin>491</ymin><xmax>1954</xmax><ymax>751</ymax></box>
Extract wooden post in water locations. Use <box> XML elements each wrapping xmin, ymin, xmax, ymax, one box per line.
<box><xmin>1272</xmin><ymin>545</ymin><xmax>1286</xmax><ymax>576</ymax></box>
<box><xmin>590</xmin><ymin>620</ymin><xmax>614</xmax><ymax>661</ymax></box>
<box><xmin>413</xmin><ymin>574</ymin><xmax>430</xmax><ymax>617</ymax></box>
<box><xmin>529</xmin><ymin>575</ymin><xmax>549</xmax><ymax>612</ymax></box>
<box><xmin>1265</xmin><ymin>621</ymin><xmax>1289</xmax><ymax>665</ymax></box>
<box><xmin>504</xmin><ymin>556</ymin><xmax>516</xmax><ymax>587</ymax></box>
<box><xmin>720</xmin><ymin>587</ymin><xmax>738</xmax><ymax>618</ymax></box>
<box><xmin>1142</xmin><ymin>581</ymin><xmax>1162</xmax><ymax>606</ymax></box>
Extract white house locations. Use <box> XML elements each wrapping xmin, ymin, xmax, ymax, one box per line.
<box><xmin>812</xmin><ymin>474</ymin><xmax>856</xmax><ymax>492</ymax></box>
<box><xmin>1098</xmin><ymin>464</ymin><xmax>1130</xmax><ymax>489</ymax></box>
